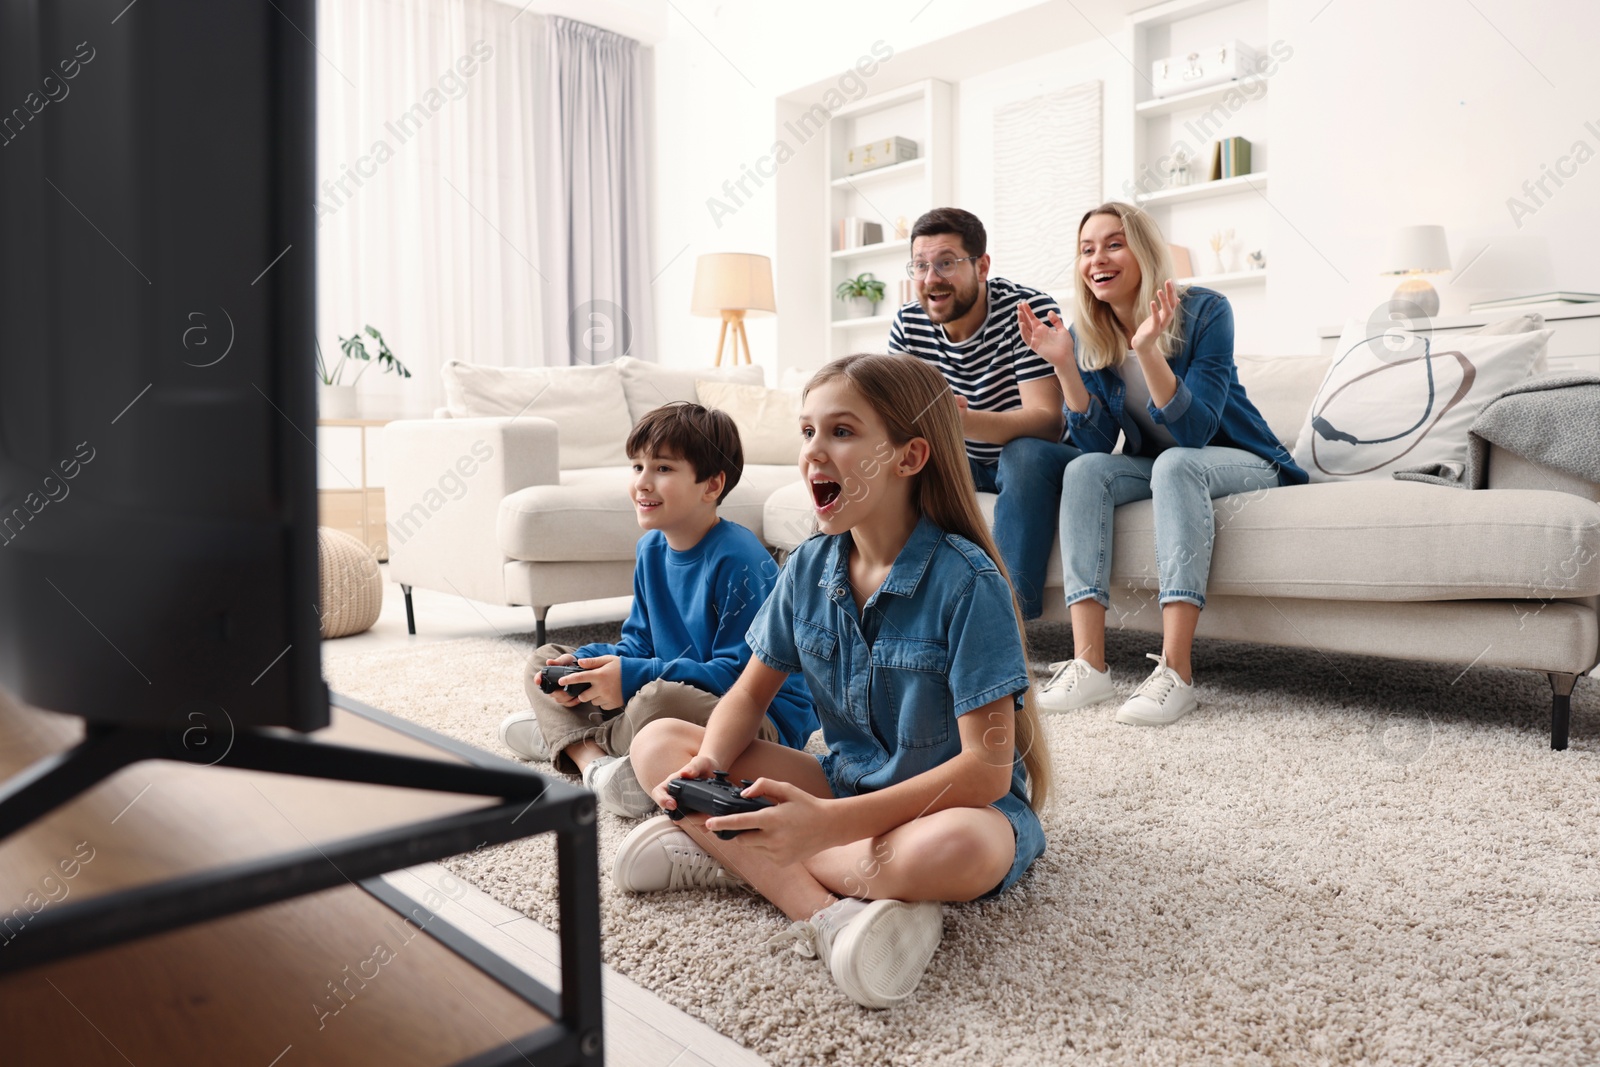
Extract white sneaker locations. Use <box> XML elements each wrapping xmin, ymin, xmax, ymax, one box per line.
<box><xmin>1115</xmin><ymin>653</ymin><xmax>1197</xmax><ymax>726</ymax></box>
<box><xmin>498</xmin><ymin>709</ymin><xmax>550</xmax><ymax>762</ymax></box>
<box><xmin>768</xmin><ymin>897</ymin><xmax>944</xmax><ymax>1009</ymax></box>
<box><xmin>582</xmin><ymin>755</ymin><xmax>656</xmax><ymax>819</ymax></box>
<box><xmin>611</xmin><ymin>814</ymin><xmax>749</xmax><ymax>893</ymax></box>
<box><xmin>1036</xmin><ymin>658</ymin><xmax>1118</xmax><ymax>713</ymax></box>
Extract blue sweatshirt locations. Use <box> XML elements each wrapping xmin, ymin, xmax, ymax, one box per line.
<box><xmin>1065</xmin><ymin>286</ymin><xmax>1308</xmax><ymax>485</ymax></box>
<box><xmin>575</xmin><ymin>519</ymin><xmax>818</xmax><ymax>750</ymax></box>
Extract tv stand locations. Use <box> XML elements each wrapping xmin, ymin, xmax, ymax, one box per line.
<box><xmin>0</xmin><ymin>692</ymin><xmax>603</xmax><ymax>1066</ymax></box>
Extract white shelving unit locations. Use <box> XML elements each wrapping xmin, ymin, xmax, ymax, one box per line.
<box><xmin>1136</xmin><ymin>171</ymin><xmax>1268</xmax><ymax>206</ymax></box>
<box><xmin>1129</xmin><ymin>0</ymin><xmax>1271</xmax><ymax>292</ymax></box>
<box><xmin>822</xmin><ymin>80</ymin><xmax>953</xmax><ymax>363</ymax></box>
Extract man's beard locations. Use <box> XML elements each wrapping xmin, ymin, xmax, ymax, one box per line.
<box><xmin>920</xmin><ymin>278</ymin><xmax>981</xmax><ymax>324</ymax></box>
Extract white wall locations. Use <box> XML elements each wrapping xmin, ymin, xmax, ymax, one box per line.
<box><xmin>648</xmin><ymin>0</ymin><xmax>1065</xmax><ymax>378</ymax></box>
<box><xmin>651</xmin><ymin>0</ymin><xmax>1600</xmax><ymax>371</ymax></box>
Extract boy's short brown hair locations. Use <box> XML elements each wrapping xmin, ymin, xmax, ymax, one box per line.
<box><xmin>625</xmin><ymin>401</ymin><xmax>743</xmax><ymax>504</ymax></box>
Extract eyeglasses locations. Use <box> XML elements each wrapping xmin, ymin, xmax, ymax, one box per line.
<box><xmin>905</xmin><ymin>255</ymin><xmax>979</xmax><ymax>280</ymax></box>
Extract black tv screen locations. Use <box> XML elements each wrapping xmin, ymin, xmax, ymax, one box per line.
<box><xmin>0</xmin><ymin>0</ymin><xmax>327</xmax><ymax>732</ymax></box>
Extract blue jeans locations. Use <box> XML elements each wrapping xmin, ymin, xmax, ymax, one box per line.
<box><xmin>1058</xmin><ymin>446</ymin><xmax>1280</xmax><ymax>610</ymax></box>
<box><xmin>969</xmin><ymin>437</ymin><xmax>1082</xmax><ymax>620</ymax></box>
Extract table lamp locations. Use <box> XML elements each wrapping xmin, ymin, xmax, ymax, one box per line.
<box><xmin>1382</xmin><ymin>225</ymin><xmax>1452</xmax><ymax>317</ymax></box>
<box><xmin>691</xmin><ymin>253</ymin><xmax>776</xmax><ymax>366</ymax></box>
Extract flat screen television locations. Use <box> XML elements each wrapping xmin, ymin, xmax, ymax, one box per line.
<box><xmin>0</xmin><ymin>0</ymin><xmax>327</xmax><ymax>735</ymax></box>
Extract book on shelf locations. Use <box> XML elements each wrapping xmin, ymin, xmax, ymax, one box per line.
<box><xmin>835</xmin><ymin>217</ymin><xmax>884</xmax><ymax>251</ymax></box>
<box><xmin>1220</xmin><ymin>136</ymin><xmax>1252</xmax><ymax>178</ymax></box>
<box><xmin>1468</xmin><ymin>291</ymin><xmax>1600</xmax><ymax>311</ymax></box>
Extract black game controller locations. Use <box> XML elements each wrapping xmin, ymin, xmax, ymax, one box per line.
<box><xmin>537</xmin><ymin>664</ymin><xmax>591</xmax><ymax>695</ymax></box>
<box><xmin>666</xmin><ymin>771</ymin><xmax>773</xmax><ymax>839</ymax></box>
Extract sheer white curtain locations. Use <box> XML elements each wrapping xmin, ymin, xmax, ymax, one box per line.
<box><xmin>316</xmin><ymin>0</ymin><xmax>549</xmax><ymax>416</ymax></box>
<box><xmin>538</xmin><ymin>16</ymin><xmax>654</xmax><ymax>368</ymax></box>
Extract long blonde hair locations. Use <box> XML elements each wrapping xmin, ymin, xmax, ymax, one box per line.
<box><xmin>804</xmin><ymin>354</ymin><xmax>1053</xmax><ymax>812</ymax></box>
<box><xmin>1073</xmin><ymin>201</ymin><xmax>1188</xmax><ymax>372</ymax></box>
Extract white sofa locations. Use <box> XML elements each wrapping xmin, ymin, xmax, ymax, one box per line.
<box><xmin>384</xmin><ymin>354</ymin><xmax>1600</xmax><ymax>749</ymax></box>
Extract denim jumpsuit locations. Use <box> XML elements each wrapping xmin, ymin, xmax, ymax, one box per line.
<box><xmin>746</xmin><ymin>515</ymin><xmax>1047</xmax><ymax>895</ymax></box>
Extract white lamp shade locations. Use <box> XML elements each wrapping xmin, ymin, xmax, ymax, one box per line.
<box><xmin>691</xmin><ymin>253</ymin><xmax>776</xmax><ymax>317</ymax></box>
<box><xmin>1383</xmin><ymin>225</ymin><xmax>1452</xmax><ymax>275</ymax></box>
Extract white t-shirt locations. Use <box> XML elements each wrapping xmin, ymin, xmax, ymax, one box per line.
<box><xmin>1115</xmin><ymin>351</ymin><xmax>1178</xmax><ymax>455</ymax></box>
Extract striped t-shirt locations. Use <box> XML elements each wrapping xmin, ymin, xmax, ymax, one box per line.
<box><xmin>887</xmin><ymin>276</ymin><xmax>1061</xmax><ymax>465</ymax></box>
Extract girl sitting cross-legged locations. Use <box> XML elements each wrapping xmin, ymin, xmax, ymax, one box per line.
<box><xmin>1022</xmin><ymin>200</ymin><xmax>1308</xmax><ymax>725</ymax></box>
<box><xmin>615</xmin><ymin>353</ymin><xmax>1051</xmax><ymax>1009</ymax></box>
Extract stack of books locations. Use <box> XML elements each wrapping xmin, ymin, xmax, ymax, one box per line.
<box><xmin>835</xmin><ymin>217</ymin><xmax>884</xmax><ymax>251</ymax></box>
<box><xmin>1207</xmin><ymin>136</ymin><xmax>1252</xmax><ymax>180</ymax></box>
<box><xmin>1468</xmin><ymin>292</ymin><xmax>1600</xmax><ymax>312</ymax></box>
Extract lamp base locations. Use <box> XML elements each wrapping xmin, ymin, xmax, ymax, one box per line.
<box><xmin>714</xmin><ymin>310</ymin><xmax>751</xmax><ymax>366</ymax></box>
<box><xmin>1390</xmin><ymin>277</ymin><xmax>1440</xmax><ymax>318</ymax></box>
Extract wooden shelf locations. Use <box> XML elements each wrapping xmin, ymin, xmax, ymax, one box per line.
<box><xmin>1136</xmin><ymin>171</ymin><xmax>1268</xmax><ymax>206</ymax></box>
<box><xmin>1136</xmin><ymin>78</ymin><xmax>1265</xmax><ymax>117</ymax></box>
<box><xmin>830</xmin><ymin>157</ymin><xmax>925</xmax><ymax>188</ymax></box>
<box><xmin>1181</xmin><ymin>269</ymin><xmax>1267</xmax><ymax>286</ymax></box>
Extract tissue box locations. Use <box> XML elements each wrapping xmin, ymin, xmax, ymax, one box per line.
<box><xmin>843</xmin><ymin>136</ymin><xmax>918</xmax><ymax>176</ymax></box>
<box><xmin>1151</xmin><ymin>40</ymin><xmax>1260</xmax><ymax>98</ymax></box>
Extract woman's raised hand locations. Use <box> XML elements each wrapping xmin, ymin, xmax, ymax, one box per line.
<box><xmin>1131</xmin><ymin>279</ymin><xmax>1178</xmax><ymax>358</ymax></box>
<box><xmin>1017</xmin><ymin>303</ymin><xmax>1077</xmax><ymax>371</ymax></box>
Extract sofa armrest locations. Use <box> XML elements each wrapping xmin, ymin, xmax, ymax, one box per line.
<box><xmin>382</xmin><ymin>416</ymin><xmax>560</xmax><ymax>606</ymax></box>
<box><xmin>1486</xmin><ymin>443</ymin><xmax>1600</xmax><ymax>503</ymax></box>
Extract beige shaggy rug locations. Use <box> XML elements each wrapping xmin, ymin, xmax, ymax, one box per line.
<box><xmin>323</xmin><ymin>623</ymin><xmax>1600</xmax><ymax>1066</ymax></box>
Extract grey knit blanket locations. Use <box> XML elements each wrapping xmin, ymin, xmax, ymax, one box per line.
<box><xmin>1393</xmin><ymin>372</ymin><xmax>1600</xmax><ymax>489</ymax></box>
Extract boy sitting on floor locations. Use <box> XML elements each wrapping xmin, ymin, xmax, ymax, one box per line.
<box><xmin>499</xmin><ymin>401</ymin><xmax>816</xmax><ymax>817</ymax></box>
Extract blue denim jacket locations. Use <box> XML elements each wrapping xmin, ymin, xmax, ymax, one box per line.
<box><xmin>746</xmin><ymin>516</ymin><xmax>1046</xmax><ymax>888</ymax></box>
<box><xmin>1066</xmin><ymin>286</ymin><xmax>1308</xmax><ymax>485</ymax></box>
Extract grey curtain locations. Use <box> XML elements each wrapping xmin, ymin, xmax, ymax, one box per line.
<box><xmin>539</xmin><ymin>17</ymin><xmax>654</xmax><ymax>366</ymax></box>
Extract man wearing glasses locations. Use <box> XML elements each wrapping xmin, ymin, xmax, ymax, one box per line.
<box><xmin>888</xmin><ymin>207</ymin><xmax>1078</xmax><ymax>620</ymax></box>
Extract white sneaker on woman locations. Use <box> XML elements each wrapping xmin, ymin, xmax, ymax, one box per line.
<box><xmin>611</xmin><ymin>814</ymin><xmax>749</xmax><ymax>893</ymax></box>
<box><xmin>1036</xmin><ymin>658</ymin><xmax>1118</xmax><ymax>713</ymax></box>
<box><xmin>1115</xmin><ymin>653</ymin><xmax>1197</xmax><ymax>726</ymax></box>
<box><xmin>768</xmin><ymin>897</ymin><xmax>944</xmax><ymax>1009</ymax></box>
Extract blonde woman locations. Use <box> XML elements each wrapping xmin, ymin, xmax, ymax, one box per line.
<box><xmin>1021</xmin><ymin>201</ymin><xmax>1306</xmax><ymax>725</ymax></box>
<box><xmin>616</xmin><ymin>354</ymin><xmax>1051</xmax><ymax>1009</ymax></box>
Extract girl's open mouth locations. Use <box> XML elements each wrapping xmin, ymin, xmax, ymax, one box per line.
<box><xmin>810</xmin><ymin>479</ymin><xmax>842</xmax><ymax>513</ymax></box>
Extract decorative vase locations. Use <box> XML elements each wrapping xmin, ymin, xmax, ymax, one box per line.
<box><xmin>319</xmin><ymin>383</ymin><xmax>358</xmax><ymax>419</ymax></box>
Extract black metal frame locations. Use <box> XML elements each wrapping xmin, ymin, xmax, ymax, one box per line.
<box><xmin>0</xmin><ymin>692</ymin><xmax>603</xmax><ymax>1066</ymax></box>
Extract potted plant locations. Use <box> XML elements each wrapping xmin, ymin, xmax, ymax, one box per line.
<box><xmin>835</xmin><ymin>272</ymin><xmax>887</xmax><ymax>320</ymax></box>
<box><xmin>315</xmin><ymin>326</ymin><xmax>412</xmax><ymax>418</ymax></box>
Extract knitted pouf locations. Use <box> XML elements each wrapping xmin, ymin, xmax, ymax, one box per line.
<box><xmin>317</xmin><ymin>527</ymin><xmax>383</xmax><ymax>639</ymax></box>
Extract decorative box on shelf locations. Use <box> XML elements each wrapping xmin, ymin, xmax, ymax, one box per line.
<box><xmin>843</xmin><ymin>136</ymin><xmax>918</xmax><ymax>176</ymax></box>
<box><xmin>1152</xmin><ymin>40</ymin><xmax>1259</xmax><ymax>98</ymax></box>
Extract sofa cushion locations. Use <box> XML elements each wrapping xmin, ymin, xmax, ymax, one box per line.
<box><xmin>1233</xmin><ymin>355</ymin><xmax>1329</xmax><ymax>451</ymax></box>
<box><xmin>440</xmin><ymin>361</ymin><xmax>632</xmax><ymax>469</ymax></box>
<box><xmin>1289</xmin><ymin>325</ymin><xmax>1552</xmax><ymax>482</ymax></box>
<box><xmin>696</xmin><ymin>380</ymin><xmax>802</xmax><ymax>466</ymax></box>
<box><xmin>614</xmin><ymin>357</ymin><xmax>764</xmax><ymax>424</ymax></box>
<box><xmin>499</xmin><ymin>464</ymin><xmax>800</xmax><ymax>562</ymax></box>
<box><xmin>765</xmin><ymin>478</ymin><xmax>1600</xmax><ymax>601</ymax></box>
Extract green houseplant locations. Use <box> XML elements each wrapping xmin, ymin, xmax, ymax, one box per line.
<box><xmin>835</xmin><ymin>272</ymin><xmax>887</xmax><ymax>319</ymax></box>
<box><xmin>315</xmin><ymin>326</ymin><xmax>412</xmax><ymax>418</ymax></box>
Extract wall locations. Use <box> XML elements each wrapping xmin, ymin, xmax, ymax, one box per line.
<box><xmin>649</xmin><ymin>0</ymin><xmax>1067</xmax><ymax>378</ymax></box>
<box><xmin>652</xmin><ymin>0</ymin><xmax>1600</xmax><ymax>372</ymax></box>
